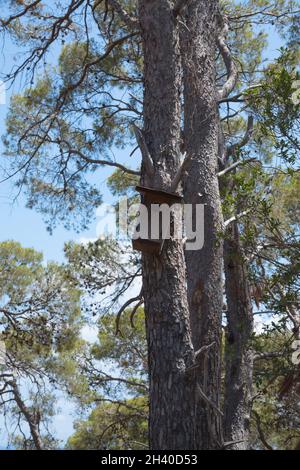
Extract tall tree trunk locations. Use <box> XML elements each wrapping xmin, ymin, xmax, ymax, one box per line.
<box><xmin>223</xmin><ymin>221</ymin><xmax>254</xmax><ymax>450</ymax></box>
<box><xmin>181</xmin><ymin>0</ymin><xmax>224</xmax><ymax>449</ymax></box>
<box><xmin>138</xmin><ymin>0</ymin><xmax>196</xmax><ymax>450</ymax></box>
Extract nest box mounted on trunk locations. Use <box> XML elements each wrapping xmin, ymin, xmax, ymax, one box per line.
<box><xmin>132</xmin><ymin>238</ymin><xmax>163</xmax><ymax>255</ymax></box>
<box><xmin>135</xmin><ymin>185</ymin><xmax>182</xmax><ymax>205</ymax></box>
<box><xmin>132</xmin><ymin>185</ymin><xmax>183</xmax><ymax>255</ymax></box>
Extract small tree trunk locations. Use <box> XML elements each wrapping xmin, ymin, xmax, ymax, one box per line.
<box><xmin>223</xmin><ymin>221</ymin><xmax>254</xmax><ymax>450</ymax></box>
<box><xmin>10</xmin><ymin>379</ymin><xmax>43</xmax><ymax>450</ymax></box>
<box><xmin>139</xmin><ymin>0</ymin><xmax>196</xmax><ymax>450</ymax></box>
<box><xmin>181</xmin><ymin>0</ymin><xmax>224</xmax><ymax>449</ymax></box>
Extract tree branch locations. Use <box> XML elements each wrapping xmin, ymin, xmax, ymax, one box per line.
<box><xmin>186</xmin><ymin>342</ymin><xmax>216</xmax><ymax>373</ymax></box>
<box><xmin>218</xmin><ymin>157</ymin><xmax>257</xmax><ymax>177</ymax></box>
<box><xmin>8</xmin><ymin>380</ymin><xmax>43</xmax><ymax>450</ymax></box>
<box><xmin>115</xmin><ymin>292</ymin><xmax>143</xmax><ymax>335</ymax></box>
<box><xmin>218</xmin><ymin>84</ymin><xmax>263</xmax><ymax>104</ymax></box>
<box><xmin>254</xmin><ymin>351</ymin><xmax>286</xmax><ymax>361</ymax></box>
<box><xmin>224</xmin><ymin>209</ymin><xmax>251</xmax><ymax>228</ymax></box>
<box><xmin>226</xmin><ymin>115</ymin><xmax>254</xmax><ymax>157</ymax></box>
<box><xmin>132</xmin><ymin>124</ymin><xmax>155</xmax><ymax>177</ymax></box>
<box><xmin>0</xmin><ymin>0</ymin><xmax>42</xmax><ymax>28</ymax></box>
<box><xmin>106</xmin><ymin>0</ymin><xmax>139</xmax><ymax>30</ymax></box>
<box><xmin>170</xmin><ymin>152</ymin><xmax>192</xmax><ymax>192</ymax></box>
<box><xmin>195</xmin><ymin>342</ymin><xmax>216</xmax><ymax>359</ymax></box>
<box><xmin>217</xmin><ymin>19</ymin><xmax>238</xmax><ymax>101</ymax></box>
<box><xmin>130</xmin><ymin>296</ymin><xmax>144</xmax><ymax>328</ymax></box>
<box><xmin>197</xmin><ymin>385</ymin><xmax>224</xmax><ymax>417</ymax></box>
<box><xmin>223</xmin><ymin>439</ymin><xmax>246</xmax><ymax>448</ymax></box>
<box><xmin>68</xmin><ymin>148</ymin><xmax>140</xmax><ymax>176</ymax></box>
<box><xmin>252</xmin><ymin>410</ymin><xmax>274</xmax><ymax>450</ymax></box>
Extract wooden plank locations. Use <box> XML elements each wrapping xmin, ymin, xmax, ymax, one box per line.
<box><xmin>135</xmin><ymin>185</ymin><xmax>182</xmax><ymax>205</ymax></box>
<box><xmin>132</xmin><ymin>238</ymin><xmax>163</xmax><ymax>255</ymax></box>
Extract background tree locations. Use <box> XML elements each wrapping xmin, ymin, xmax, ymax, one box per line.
<box><xmin>66</xmin><ymin>308</ymin><xmax>148</xmax><ymax>450</ymax></box>
<box><xmin>0</xmin><ymin>241</ymin><xmax>83</xmax><ymax>449</ymax></box>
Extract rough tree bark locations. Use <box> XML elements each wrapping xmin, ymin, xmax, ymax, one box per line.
<box><xmin>138</xmin><ymin>0</ymin><xmax>196</xmax><ymax>450</ymax></box>
<box><xmin>180</xmin><ymin>0</ymin><xmax>224</xmax><ymax>449</ymax></box>
<box><xmin>9</xmin><ymin>379</ymin><xmax>43</xmax><ymax>450</ymax></box>
<box><xmin>223</xmin><ymin>221</ymin><xmax>254</xmax><ymax>450</ymax></box>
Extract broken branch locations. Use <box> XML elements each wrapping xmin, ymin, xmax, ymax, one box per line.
<box><xmin>195</xmin><ymin>341</ymin><xmax>216</xmax><ymax>359</ymax></box>
<box><xmin>197</xmin><ymin>385</ymin><xmax>224</xmax><ymax>417</ymax></box>
<box><xmin>217</xmin><ymin>157</ymin><xmax>258</xmax><ymax>177</ymax></box>
<box><xmin>224</xmin><ymin>209</ymin><xmax>251</xmax><ymax>228</ymax></box>
<box><xmin>170</xmin><ymin>152</ymin><xmax>192</xmax><ymax>193</ymax></box>
<box><xmin>132</xmin><ymin>124</ymin><xmax>155</xmax><ymax>177</ymax></box>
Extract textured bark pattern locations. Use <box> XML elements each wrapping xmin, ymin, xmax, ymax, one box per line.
<box><xmin>224</xmin><ymin>222</ymin><xmax>254</xmax><ymax>450</ymax></box>
<box><xmin>181</xmin><ymin>0</ymin><xmax>224</xmax><ymax>449</ymax></box>
<box><xmin>10</xmin><ymin>380</ymin><xmax>43</xmax><ymax>450</ymax></box>
<box><xmin>139</xmin><ymin>0</ymin><xmax>196</xmax><ymax>450</ymax></box>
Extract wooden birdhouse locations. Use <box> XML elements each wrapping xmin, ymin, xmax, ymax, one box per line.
<box><xmin>132</xmin><ymin>238</ymin><xmax>163</xmax><ymax>255</ymax></box>
<box><xmin>132</xmin><ymin>186</ymin><xmax>183</xmax><ymax>255</ymax></box>
<box><xmin>135</xmin><ymin>185</ymin><xmax>182</xmax><ymax>206</ymax></box>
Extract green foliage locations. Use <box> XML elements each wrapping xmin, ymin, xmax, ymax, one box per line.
<box><xmin>67</xmin><ymin>397</ymin><xmax>148</xmax><ymax>450</ymax></box>
<box><xmin>65</xmin><ymin>238</ymin><xmax>140</xmax><ymax>317</ymax></box>
<box><xmin>0</xmin><ymin>240</ymin><xmax>84</xmax><ymax>448</ymax></box>
<box><xmin>251</xmin><ymin>332</ymin><xmax>300</xmax><ymax>450</ymax></box>
<box><xmin>249</xmin><ymin>50</ymin><xmax>300</xmax><ymax>164</ymax></box>
<box><xmin>92</xmin><ymin>308</ymin><xmax>147</xmax><ymax>389</ymax></box>
<box><xmin>67</xmin><ymin>308</ymin><xmax>148</xmax><ymax>449</ymax></box>
<box><xmin>107</xmin><ymin>169</ymin><xmax>138</xmax><ymax>197</ymax></box>
<box><xmin>0</xmin><ymin>240</ymin><xmax>82</xmax><ymax>358</ymax></box>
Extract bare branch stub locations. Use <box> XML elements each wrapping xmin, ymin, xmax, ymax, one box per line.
<box><xmin>224</xmin><ymin>209</ymin><xmax>251</xmax><ymax>228</ymax></box>
<box><xmin>217</xmin><ymin>157</ymin><xmax>258</xmax><ymax>178</ymax></box>
<box><xmin>170</xmin><ymin>152</ymin><xmax>192</xmax><ymax>193</ymax></box>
